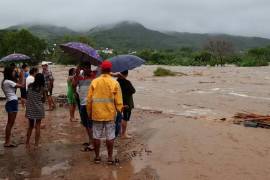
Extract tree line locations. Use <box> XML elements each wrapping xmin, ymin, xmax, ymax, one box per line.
<box><xmin>0</xmin><ymin>29</ymin><xmax>270</xmax><ymax>67</ymax></box>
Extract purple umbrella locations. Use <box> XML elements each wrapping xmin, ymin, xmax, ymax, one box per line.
<box><xmin>0</xmin><ymin>53</ymin><xmax>30</xmax><ymax>63</ymax></box>
<box><xmin>59</xmin><ymin>42</ymin><xmax>102</xmax><ymax>66</ymax></box>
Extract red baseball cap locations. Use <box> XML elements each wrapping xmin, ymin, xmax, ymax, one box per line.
<box><xmin>101</xmin><ymin>60</ymin><xmax>112</xmax><ymax>71</ymax></box>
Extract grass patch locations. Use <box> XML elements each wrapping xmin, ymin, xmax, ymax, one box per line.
<box><xmin>154</xmin><ymin>67</ymin><xmax>176</xmax><ymax>76</ymax></box>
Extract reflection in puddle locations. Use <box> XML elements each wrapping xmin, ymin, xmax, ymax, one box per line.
<box><xmin>41</xmin><ymin>161</ymin><xmax>70</xmax><ymax>176</ymax></box>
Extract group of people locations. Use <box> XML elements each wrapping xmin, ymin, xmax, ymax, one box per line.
<box><xmin>1</xmin><ymin>60</ymin><xmax>136</xmax><ymax>164</ymax></box>
<box><xmin>1</xmin><ymin>61</ymin><xmax>55</xmax><ymax>148</ymax></box>
<box><xmin>67</xmin><ymin>60</ymin><xmax>136</xmax><ymax>164</ymax></box>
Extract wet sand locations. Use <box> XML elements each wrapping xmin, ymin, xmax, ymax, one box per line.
<box><xmin>1</xmin><ymin>65</ymin><xmax>270</xmax><ymax>179</ymax></box>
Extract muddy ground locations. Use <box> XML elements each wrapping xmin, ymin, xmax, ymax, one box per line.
<box><xmin>1</xmin><ymin>65</ymin><xmax>270</xmax><ymax>180</ymax></box>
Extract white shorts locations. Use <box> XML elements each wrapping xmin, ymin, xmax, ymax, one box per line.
<box><xmin>92</xmin><ymin>121</ymin><xmax>115</xmax><ymax>140</ymax></box>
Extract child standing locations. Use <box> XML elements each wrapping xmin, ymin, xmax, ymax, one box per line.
<box><xmin>117</xmin><ymin>70</ymin><xmax>136</xmax><ymax>138</ymax></box>
<box><xmin>25</xmin><ymin>73</ymin><xmax>45</xmax><ymax>149</ymax></box>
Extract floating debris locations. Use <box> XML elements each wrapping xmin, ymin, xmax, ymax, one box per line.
<box><xmin>233</xmin><ymin>113</ymin><xmax>270</xmax><ymax>128</ymax></box>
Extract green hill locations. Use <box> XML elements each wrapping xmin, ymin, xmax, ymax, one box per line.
<box><xmin>88</xmin><ymin>21</ymin><xmax>181</xmax><ymax>50</ymax></box>
<box><xmin>88</xmin><ymin>21</ymin><xmax>270</xmax><ymax>51</ymax></box>
<box><xmin>5</xmin><ymin>21</ymin><xmax>270</xmax><ymax>51</ymax></box>
<box><xmin>7</xmin><ymin>24</ymin><xmax>78</xmax><ymax>42</ymax></box>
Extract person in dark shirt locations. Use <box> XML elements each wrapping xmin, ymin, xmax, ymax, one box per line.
<box><xmin>117</xmin><ymin>70</ymin><xmax>136</xmax><ymax>138</ymax></box>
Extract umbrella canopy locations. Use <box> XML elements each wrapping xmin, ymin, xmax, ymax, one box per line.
<box><xmin>109</xmin><ymin>55</ymin><xmax>145</xmax><ymax>72</ymax></box>
<box><xmin>0</xmin><ymin>53</ymin><xmax>30</xmax><ymax>63</ymax></box>
<box><xmin>59</xmin><ymin>42</ymin><xmax>102</xmax><ymax>66</ymax></box>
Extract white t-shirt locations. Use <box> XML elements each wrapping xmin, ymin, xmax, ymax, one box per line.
<box><xmin>26</xmin><ymin>75</ymin><xmax>35</xmax><ymax>91</ymax></box>
<box><xmin>2</xmin><ymin>80</ymin><xmax>17</xmax><ymax>102</ymax></box>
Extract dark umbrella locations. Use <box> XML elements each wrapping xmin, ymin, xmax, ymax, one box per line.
<box><xmin>59</xmin><ymin>42</ymin><xmax>102</xmax><ymax>66</ymax></box>
<box><xmin>0</xmin><ymin>53</ymin><xmax>30</xmax><ymax>63</ymax></box>
<box><xmin>109</xmin><ymin>55</ymin><xmax>145</xmax><ymax>72</ymax></box>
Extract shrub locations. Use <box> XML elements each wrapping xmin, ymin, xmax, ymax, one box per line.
<box><xmin>236</xmin><ymin>56</ymin><xmax>268</xmax><ymax>67</ymax></box>
<box><xmin>154</xmin><ymin>67</ymin><xmax>176</xmax><ymax>76</ymax></box>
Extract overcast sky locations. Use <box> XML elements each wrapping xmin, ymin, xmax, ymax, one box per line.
<box><xmin>0</xmin><ymin>0</ymin><xmax>269</xmax><ymax>38</ymax></box>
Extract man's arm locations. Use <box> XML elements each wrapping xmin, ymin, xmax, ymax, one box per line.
<box><xmin>86</xmin><ymin>83</ymin><xmax>94</xmax><ymax>118</ymax></box>
<box><xmin>127</xmin><ymin>80</ymin><xmax>136</xmax><ymax>95</ymax></box>
<box><xmin>114</xmin><ymin>83</ymin><xmax>123</xmax><ymax>112</ymax></box>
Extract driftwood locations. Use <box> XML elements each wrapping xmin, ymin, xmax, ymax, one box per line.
<box><xmin>233</xmin><ymin>113</ymin><xmax>270</xmax><ymax>129</ymax></box>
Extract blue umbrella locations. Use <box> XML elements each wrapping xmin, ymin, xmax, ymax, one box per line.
<box><xmin>60</xmin><ymin>42</ymin><xmax>102</xmax><ymax>66</ymax></box>
<box><xmin>0</xmin><ymin>53</ymin><xmax>30</xmax><ymax>63</ymax></box>
<box><xmin>109</xmin><ymin>55</ymin><xmax>145</xmax><ymax>72</ymax></box>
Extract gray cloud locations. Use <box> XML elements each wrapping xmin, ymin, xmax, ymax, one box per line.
<box><xmin>0</xmin><ymin>0</ymin><xmax>269</xmax><ymax>38</ymax></box>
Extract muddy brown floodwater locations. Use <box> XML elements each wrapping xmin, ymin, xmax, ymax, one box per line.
<box><xmin>1</xmin><ymin>65</ymin><xmax>270</xmax><ymax>180</ymax></box>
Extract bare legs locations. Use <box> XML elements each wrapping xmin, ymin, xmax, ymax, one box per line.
<box><xmin>21</xmin><ymin>98</ymin><xmax>26</xmax><ymax>108</ymax></box>
<box><xmin>121</xmin><ymin>120</ymin><xmax>131</xmax><ymax>138</ymax></box>
<box><xmin>106</xmin><ymin>139</ymin><xmax>114</xmax><ymax>161</ymax></box>
<box><xmin>94</xmin><ymin>139</ymin><xmax>101</xmax><ymax>159</ymax></box>
<box><xmin>93</xmin><ymin>138</ymin><xmax>114</xmax><ymax>162</ymax></box>
<box><xmin>69</xmin><ymin>104</ymin><xmax>76</xmax><ymax>121</ymax></box>
<box><xmin>26</xmin><ymin>119</ymin><xmax>41</xmax><ymax>149</ymax></box>
<box><xmin>47</xmin><ymin>95</ymin><xmax>55</xmax><ymax>110</ymax></box>
<box><xmin>4</xmin><ymin>112</ymin><xmax>17</xmax><ymax>146</ymax></box>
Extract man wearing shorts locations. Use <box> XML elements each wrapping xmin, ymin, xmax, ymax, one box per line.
<box><xmin>76</xmin><ymin>66</ymin><xmax>96</xmax><ymax>151</ymax></box>
<box><xmin>87</xmin><ymin>60</ymin><xmax>123</xmax><ymax>164</ymax></box>
<box><xmin>42</xmin><ymin>61</ymin><xmax>55</xmax><ymax>111</ymax></box>
<box><xmin>117</xmin><ymin>70</ymin><xmax>136</xmax><ymax>138</ymax></box>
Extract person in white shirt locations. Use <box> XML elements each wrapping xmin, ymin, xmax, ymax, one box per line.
<box><xmin>1</xmin><ymin>66</ymin><xmax>24</xmax><ymax>148</ymax></box>
<box><xmin>26</xmin><ymin>67</ymin><xmax>38</xmax><ymax>91</ymax></box>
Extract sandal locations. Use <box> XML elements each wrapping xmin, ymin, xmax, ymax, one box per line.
<box><xmin>94</xmin><ymin>157</ymin><xmax>101</xmax><ymax>164</ymax></box>
<box><xmin>82</xmin><ymin>143</ymin><xmax>90</xmax><ymax>146</ymax></box>
<box><xmin>107</xmin><ymin>160</ymin><xmax>114</xmax><ymax>165</ymax></box>
<box><xmin>80</xmin><ymin>145</ymin><xmax>94</xmax><ymax>152</ymax></box>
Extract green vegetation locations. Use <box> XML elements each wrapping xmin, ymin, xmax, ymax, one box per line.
<box><xmin>1</xmin><ymin>22</ymin><xmax>270</xmax><ymax>67</ymax></box>
<box><xmin>137</xmin><ymin>44</ymin><xmax>270</xmax><ymax>67</ymax></box>
<box><xmin>154</xmin><ymin>67</ymin><xmax>176</xmax><ymax>76</ymax></box>
<box><xmin>0</xmin><ymin>29</ymin><xmax>47</xmax><ymax>64</ymax></box>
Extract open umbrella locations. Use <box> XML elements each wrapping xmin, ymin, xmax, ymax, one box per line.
<box><xmin>0</xmin><ymin>53</ymin><xmax>30</xmax><ymax>63</ymax></box>
<box><xmin>59</xmin><ymin>42</ymin><xmax>102</xmax><ymax>66</ymax></box>
<box><xmin>109</xmin><ymin>55</ymin><xmax>145</xmax><ymax>72</ymax></box>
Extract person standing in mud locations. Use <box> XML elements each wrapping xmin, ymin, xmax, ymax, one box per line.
<box><xmin>117</xmin><ymin>70</ymin><xmax>136</xmax><ymax>138</ymax></box>
<box><xmin>25</xmin><ymin>73</ymin><xmax>45</xmax><ymax>149</ymax></box>
<box><xmin>87</xmin><ymin>60</ymin><xmax>123</xmax><ymax>164</ymax></box>
<box><xmin>26</xmin><ymin>67</ymin><xmax>39</xmax><ymax>91</ymax></box>
<box><xmin>75</xmin><ymin>66</ymin><xmax>96</xmax><ymax>151</ymax></box>
<box><xmin>1</xmin><ymin>67</ymin><xmax>24</xmax><ymax>148</ymax></box>
<box><xmin>42</xmin><ymin>62</ymin><xmax>55</xmax><ymax>111</ymax></box>
<box><xmin>67</xmin><ymin>68</ymin><xmax>77</xmax><ymax>122</ymax></box>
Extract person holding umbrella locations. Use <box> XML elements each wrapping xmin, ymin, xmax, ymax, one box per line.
<box><xmin>117</xmin><ymin>70</ymin><xmax>136</xmax><ymax>138</ymax></box>
<box><xmin>86</xmin><ymin>60</ymin><xmax>123</xmax><ymax>164</ymax></box>
<box><xmin>1</xmin><ymin>66</ymin><xmax>24</xmax><ymax>147</ymax></box>
<box><xmin>75</xmin><ymin>65</ymin><xmax>96</xmax><ymax>152</ymax></box>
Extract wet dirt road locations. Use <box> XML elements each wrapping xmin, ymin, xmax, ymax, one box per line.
<box><xmin>1</xmin><ymin>65</ymin><xmax>270</xmax><ymax>179</ymax></box>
